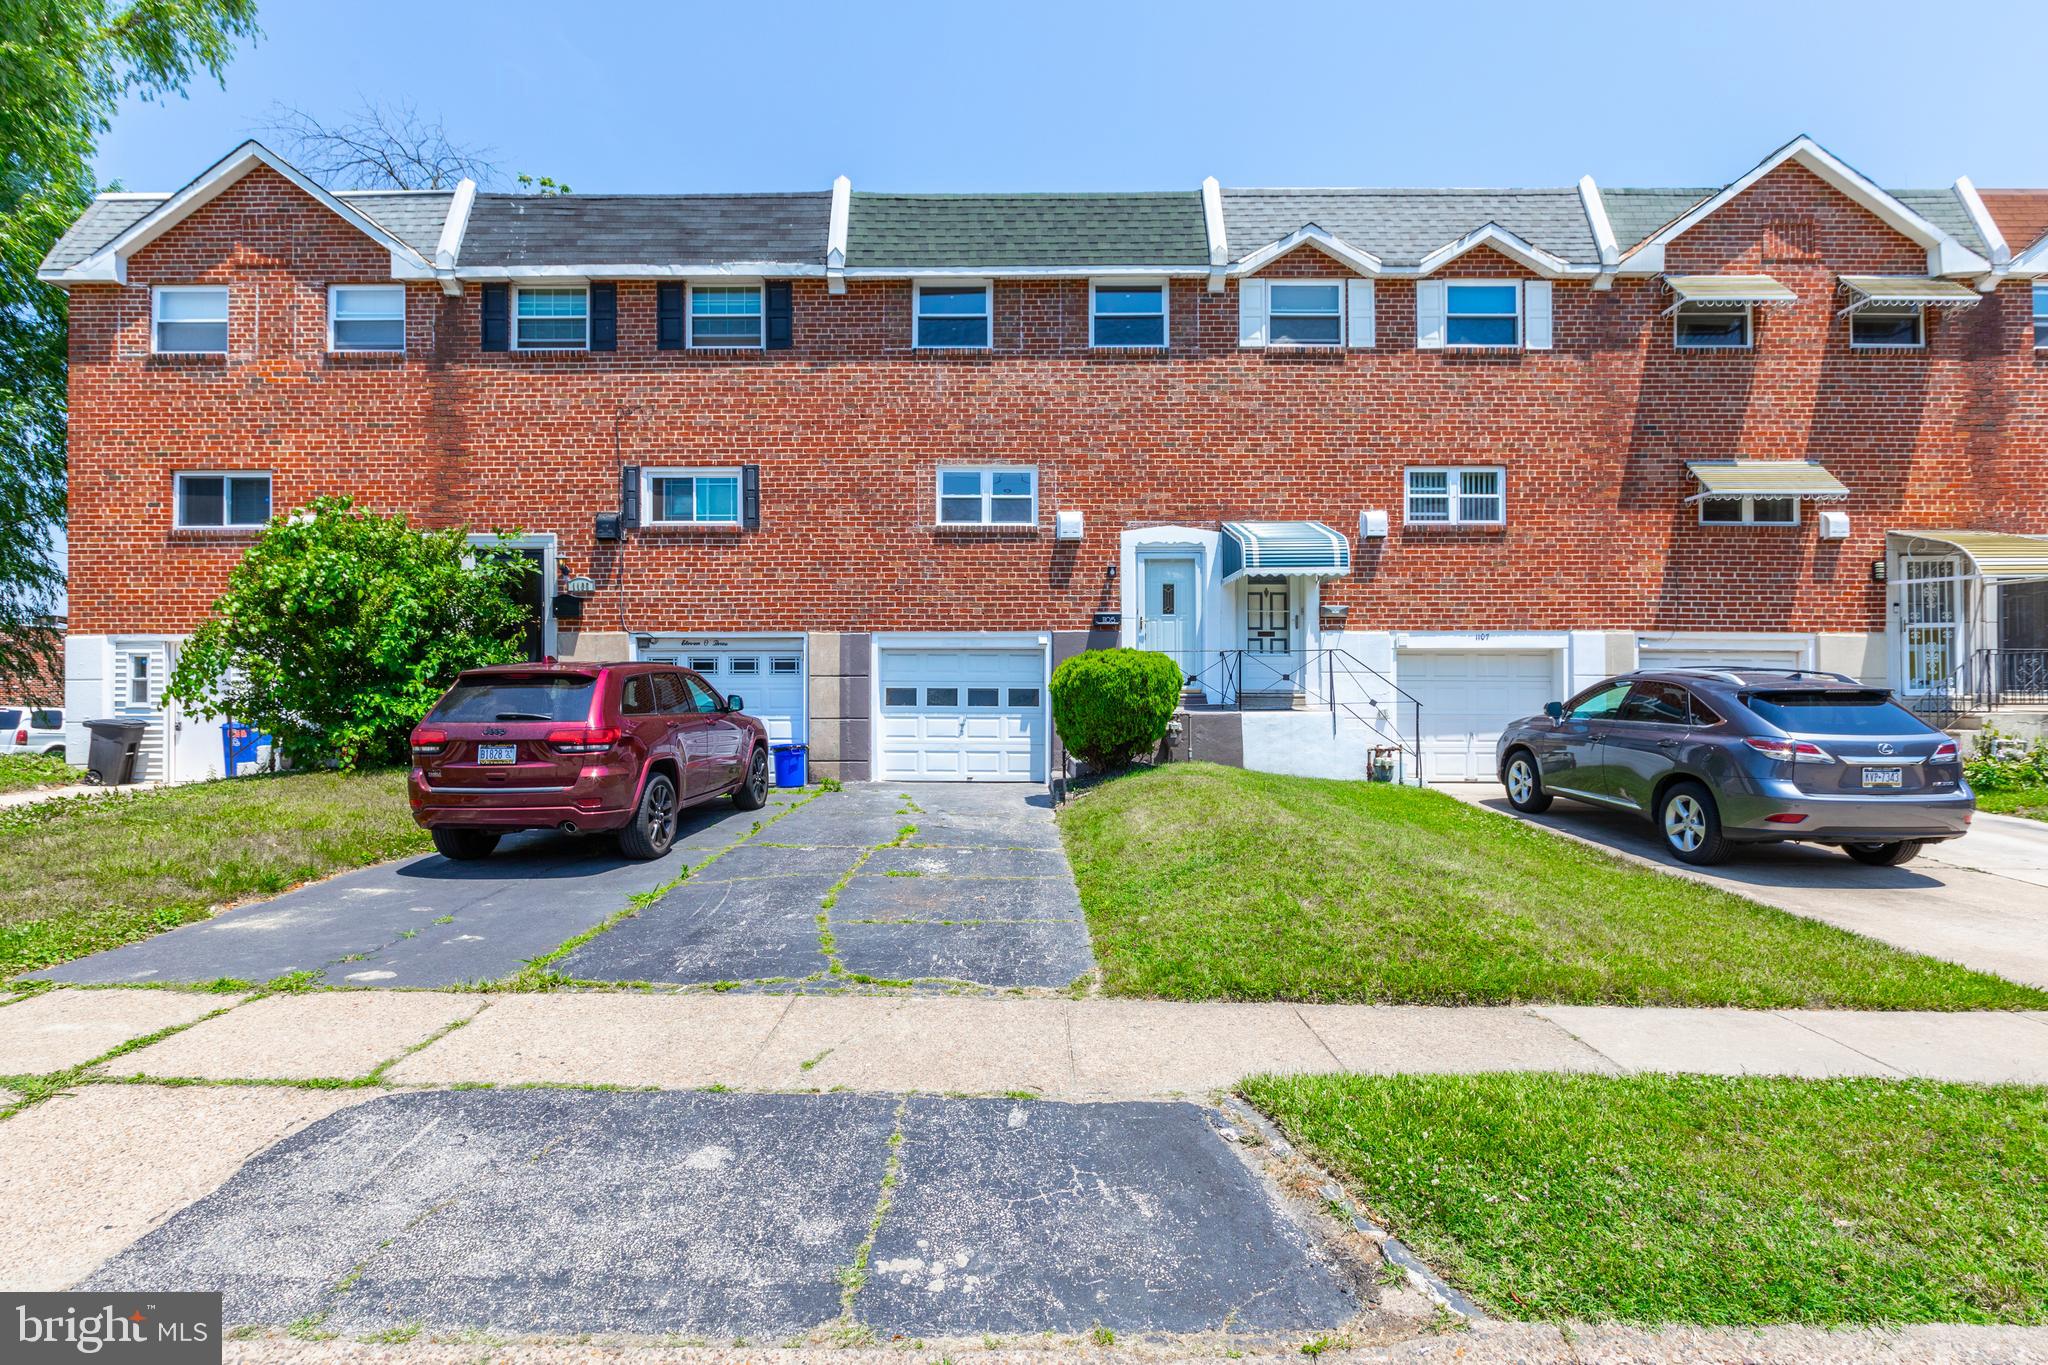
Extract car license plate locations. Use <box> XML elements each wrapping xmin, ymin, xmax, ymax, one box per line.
<box><xmin>1862</xmin><ymin>767</ymin><xmax>1903</xmax><ymax>788</ymax></box>
<box><xmin>478</xmin><ymin>744</ymin><xmax>518</xmax><ymax>765</ymax></box>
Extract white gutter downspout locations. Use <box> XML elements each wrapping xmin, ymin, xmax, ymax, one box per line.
<box><xmin>1201</xmin><ymin>176</ymin><xmax>1229</xmax><ymax>293</ymax></box>
<box><xmin>1953</xmin><ymin>176</ymin><xmax>2010</xmax><ymax>294</ymax></box>
<box><xmin>1580</xmin><ymin>175</ymin><xmax>1620</xmax><ymax>290</ymax></box>
<box><xmin>827</xmin><ymin>175</ymin><xmax>850</xmax><ymax>295</ymax></box>
<box><xmin>434</xmin><ymin>178</ymin><xmax>476</xmax><ymax>296</ymax></box>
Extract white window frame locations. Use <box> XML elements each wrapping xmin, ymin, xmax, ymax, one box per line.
<box><xmin>1088</xmin><ymin>278</ymin><xmax>1169</xmax><ymax>349</ymax></box>
<box><xmin>173</xmin><ymin>471</ymin><xmax>273</xmax><ymax>530</ymax></box>
<box><xmin>151</xmin><ymin>284</ymin><xmax>229</xmax><ymax>355</ymax></box>
<box><xmin>913</xmin><ymin>280</ymin><xmax>993</xmax><ymax>350</ymax></box>
<box><xmin>1698</xmin><ymin>495</ymin><xmax>1801</xmax><ymax>527</ymax></box>
<box><xmin>641</xmin><ymin>466</ymin><xmax>745</xmax><ymax>528</ymax></box>
<box><xmin>2034</xmin><ymin>284</ymin><xmax>2047</xmax><ymax>350</ymax></box>
<box><xmin>512</xmin><ymin>284</ymin><xmax>590</xmax><ymax>351</ymax></box>
<box><xmin>1849</xmin><ymin>303</ymin><xmax>1926</xmax><ymax>351</ymax></box>
<box><xmin>687</xmin><ymin>282</ymin><xmax>765</xmax><ymax>350</ymax></box>
<box><xmin>1404</xmin><ymin>466</ymin><xmax>1507</xmax><ymax>527</ymax></box>
<box><xmin>1265</xmin><ymin>278</ymin><xmax>1345</xmax><ymax>347</ymax></box>
<box><xmin>1444</xmin><ymin>280</ymin><xmax>1522</xmax><ymax>349</ymax></box>
<box><xmin>1673</xmin><ymin>302</ymin><xmax>1752</xmax><ymax>351</ymax></box>
<box><xmin>326</xmin><ymin>284</ymin><xmax>407</xmax><ymax>353</ymax></box>
<box><xmin>935</xmin><ymin>465</ymin><xmax>1037</xmax><ymax>527</ymax></box>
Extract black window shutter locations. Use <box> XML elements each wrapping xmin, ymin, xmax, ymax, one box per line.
<box><xmin>765</xmin><ymin>281</ymin><xmax>793</xmax><ymax>350</ymax></box>
<box><xmin>589</xmin><ymin>282</ymin><xmax>617</xmax><ymax>350</ymax></box>
<box><xmin>480</xmin><ymin>284</ymin><xmax>509</xmax><ymax>351</ymax></box>
<box><xmin>657</xmin><ymin>283</ymin><xmax>685</xmax><ymax>350</ymax></box>
<box><xmin>621</xmin><ymin>465</ymin><xmax>641</xmax><ymax>529</ymax></box>
<box><xmin>742</xmin><ymin>465</ymin><xmax>761</xmax><ymax>531</ymax></box>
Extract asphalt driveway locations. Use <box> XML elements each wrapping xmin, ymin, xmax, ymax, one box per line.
<box><xmin>81</xmin><ymin>1091</ymin><xmax>1367</xmax><ymax>1338</ymax></box>
<box><xmin>1445</xmin><ymin>784</ymin><xmax>2048</xmax><ymax>989</ymax></box>
<box><xmin>33</xmin><ymin>784</ymin><xmax>1095</xmax><ymax>992</ymax></box>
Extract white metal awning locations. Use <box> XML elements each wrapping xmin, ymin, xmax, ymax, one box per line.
<box><xmin>1685</xmin><ymin>460</ymin><xmax>1850</xmax><ymax>503</ymax></box>
<box><xmin>1661</xmin><ymin>274</ymin><xmax>1799</xmax><ymax>314</ymax></box>
<box><xmin>1836</xmin><ymin>275</ymin><xmax>1982</xmax><ymax>316</ymax></box>
<box><xmin>1218</xmin><ymin>521</ymin><xmax>1352</xmax><ymax>583</ymax></box>
<box><xmin>1892</xmin><ymin>530</ymin><xmax>2048</xmax><ymax>582</ymax></box>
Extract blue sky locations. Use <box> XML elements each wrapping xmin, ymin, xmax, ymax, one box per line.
<box><xmin>95</xmin><ymin>0</ymin><xmax>2048</xmax><ymax>195</ymax></box>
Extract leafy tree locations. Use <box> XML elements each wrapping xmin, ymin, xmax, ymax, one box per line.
<box><xmin>1050</xmin><ymin>648</ymin><xmax>1184</xmax><ymax>772</ymax></box>
<box><xmin>166</xmin><ymin>498</ymin><xmax>535</xmax><ymax>769</ymax></box>
<box><xmin>0</xmin><ymin>0</ymin><xmax>261</xmax><ymax>678</ymax></box>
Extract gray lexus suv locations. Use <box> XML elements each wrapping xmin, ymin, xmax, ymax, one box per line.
<box><xmin>1495</xmin><ymin>669</ymin><xmax>1973</xmax><ymax>867</ymax></box>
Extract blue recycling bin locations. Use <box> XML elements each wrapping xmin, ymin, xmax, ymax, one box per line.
<box><xmin>771</xmin><ymin>743</ymin><xmax>808</xmax><ymax>789</ymax></box>
<box><xmin>220</xmin><ymin>721</ymin><xmax>271</xmax><ymax>777</ymax></box>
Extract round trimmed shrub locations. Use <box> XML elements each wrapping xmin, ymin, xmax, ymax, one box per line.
<box><xmin>1050</xmin><ymin>647</ymin><xmax>1185</xmax><ymax>771</ymax></box>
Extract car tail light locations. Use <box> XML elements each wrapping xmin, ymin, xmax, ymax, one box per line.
<box><xmin>1743</xmin><ymin>737</ymin><xmax>1835</xmax><ymax>764</ymax></box>
<box><xmin>410</xmin><ymin>727</ymin><xmax>450</xmax><ymax>757</ymax></box>
<box><xmin>546</xmin><ymin>726</ymin><xmax>620</xmax><ymax>754</ymax></box>
<box><xmin>1930</xmin><ymin>741</ymin><xmax>1958</xmax><ymax>762</ymax></box>
<box><xmin>1765</xmin><ymin>812</ymin><xmax>1809</xmax><ymax>824</ymax></box>
<box><xmin>12</xmin><ymin>729</ymin><xmax>23</xmax><ymax>746</ymax></box>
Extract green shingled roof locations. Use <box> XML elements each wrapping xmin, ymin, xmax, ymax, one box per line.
<box><xmin>845</xmin><ymin>192</ymin><xmax>1209</xmax><ymax>270</ymax></box>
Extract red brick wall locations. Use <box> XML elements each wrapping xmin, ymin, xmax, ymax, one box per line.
<box><xmin>65</xmin><ymin>162</ymin><xmax>2048</xmax><ymax>639</ymax></box>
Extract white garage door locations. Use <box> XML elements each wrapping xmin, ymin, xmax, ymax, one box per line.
<box><xmin>1398</xmin><ymin>650</ymin><xmax>1558</xmax><ymax>783</ymax></box>
<box><xmin>877</xmin><ymin>648</ymin><xmax>1046</xmax><ymax>782</ymax></box>
<box><xmin>643</xmin><ymin>637</ymin><xmax>806</xmax><ymax>744</ymax></box>
<box><xmin>1637</xmin><ymin>645</ymin><xmax>1803</xmax><ymax>673</ymax></box>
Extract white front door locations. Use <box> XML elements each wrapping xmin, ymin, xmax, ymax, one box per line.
<box><xmin>1240</xmin><ymin>578</ymin><xmax>1303</xmax><ymax>695</ymax></box>
<box><xmin>1397</xmin><ymin>649</ymin><xmax>1558</xmax><ymax>783</ymax></box>
<box><xmin>877</xmin><ymin>647</ymin><xmax>1046</xmax><ymax>782</ymax></box>
<box><xmin>1137</xmin><ymin>557</ymin><xmax>1198</xmax><ymax>682</ymax></box>
<box><xmin>1901</xmin><ymin>556</ymin><xmax>1962</xmax><ymax>694</ymax></box>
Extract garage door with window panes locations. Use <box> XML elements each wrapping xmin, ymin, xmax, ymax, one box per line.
<box><xmin>877</xmin><ymin>648</ymin><xmax>1045</xmax><ymax>782</ymax></box>
<box><xmin>1398</xmin><ymin>650</ymin><xmax>1556</xmax><ymax>783</ymax></box>
<box><xmin>641</xmin><ymin>640</ymin><xmax>806</xmax><ymax>745</ymax></box>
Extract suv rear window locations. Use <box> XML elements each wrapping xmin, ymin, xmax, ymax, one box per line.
<box><xmin>429</xmin><ymin>675</ymin><xmax>598</xmax><ymax>723</ymax></box>
<box><xmin>30</xmin><ymin>709</ymin><xmax>60</xmax><ymax>729</ymax></box>
<box><xmin>0</xmin><ymin>709</ymin><xmax>19</xmax><ymax>730</ymax></box>
<box><xmin>1745</xmin><ymin>690</ymin><xmax>1928</xmax><ymax>736</ymax></box>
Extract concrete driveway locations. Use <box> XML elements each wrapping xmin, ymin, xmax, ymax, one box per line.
<box><xmin>1444</xmin><ymin>784</ymin><xmax>2048</xmax><ymax>989</ymax></box>
<box><xmin>30</xmin><ymin>784</ymin><xmax>1095</xmax><ymax>993</ymax></box>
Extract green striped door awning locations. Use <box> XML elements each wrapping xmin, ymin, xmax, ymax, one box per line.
<box><xmin>1219</xmin><ymin>521</ymin><xmax>1352</xmax><ymax>583</ymax></box>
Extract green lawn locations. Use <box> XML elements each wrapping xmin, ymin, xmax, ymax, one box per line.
<box><xmin>0</xmin><ymin>752</ymin><xmax>76</xmax><ymax>794</ymax></box>
<box><xmin>1976</xmin><ymin>784</ymin><xmax>2048</xmax><ymax>822</ymax></box>
<box><xmin>1243</xmin><ymin>1072</ymin><xmax>2048</xmax><ymax>1325</ymax></box>
<box><xmin>1059</xmin><ymin>762</ymin><xmax>2045</xmax><ymax>1008</ymax></box>
<box><xmin>0</xmin><ymin>769</ymin><xmax>429</xmax><ymax>980</ymax></box>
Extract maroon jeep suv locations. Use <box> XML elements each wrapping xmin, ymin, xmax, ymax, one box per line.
<box><xmin>407</xmin><ymin>661</ymin><xmax>770</xmax><ymax>862</ymax></box>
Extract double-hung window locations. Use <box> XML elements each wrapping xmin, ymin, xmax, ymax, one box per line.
<box><xmin>153</xmin><ymin>285</ymin><xmax>229</xmax><ymax>354</ymax></box>
<box><xmin>1090</xmin><ymin>282</ymin><xmax>1167</xmax><ymax>347</ymax></box>
<box><xmin>690</xmin><ymin>285</ymin><xmax>763</xmax><ymax>348</ymax></box>
<box><xmin>1700</xmin><ymin>496</ymin><xmax>1798</xmax><ymax>526</ymax></box>
<box><xmin>328</xmin><ymin>285</ymin><xmax>406</xmax><ymax>352</ymax></box>
<box><xmin>915</xmin><ymin>283</ymin><xmax>991</xmax><ymax>348</ymax></box>
<box><xmin>937</xmin><ymin>467</ymin><xmax>1036</xmax><ymax>526</ymax></box>
<box><xmin>2035</xmin><ymin>285</ymin><xmax>2047</xmax><ymax>349</ymax></box>
<box><xmin>1405</xmin><ymin>467</ymin><xmax>1505</xmax><ymax>526</ymax></box>
<box><xmin>175</xmin><ymin>472</ymin><xmax>272</xmax><ymax>529</ymax></box>
<box><xmin>1850</xmin><ymin>305</ymin><xmax>1924</xmax><ymax>350</ymax></box>
<box><xmin>1674</xmin><ymin>302</ymin><xmax>1749</xmax><ymax>350</ymax></box>
<box><xmin>1444</xmin><ymin>283</ymin><xmax>1520</xmax><ymax>347</ymax></box>
<box><xmin>514</xmin><ymin>287</ymin><xmax>589</xmax><ymax>350</ymax></box>
<box><xmin>644</xmin><ymin>468</ymin><xmax>743</xmax><ymax>527</ymax></box>
<box><xmin>1266</xmin><ymin>282</ymin><xmax>1343</xmax><ymax>345</ymax></box>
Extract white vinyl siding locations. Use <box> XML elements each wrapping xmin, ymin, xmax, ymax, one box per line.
<box><xmin>328</xmin><ymin>285</ymin><xmax>405</xmax><ymax>352</ymax></box>
<box><xmin>514</xmin><ymin>286</ymin><xmax>589</xmax><ymax>350</ymax></box>
<box><xmin>1405</xmin><ymin>467</ymin><xmax>1505</xmax><ymax>526</ymax></box>
<box><xmin>152</xmin><ymin>285</ymin><xmax>228</xmax><ymax>354</ymax></box>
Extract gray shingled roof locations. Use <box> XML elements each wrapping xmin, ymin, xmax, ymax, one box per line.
<box><xmin>40</xmin><ymin>189</ymin><xmax>453</xmax><ymax>272</ymax></box>
<box><xmin>1222</xmin><ymin>188</ymin><xmax>1599</xmax><ymax>267</ymax></box>
<box><xmin>1890</xmin><ymin>188</ymin><xmax>1989</xmax><ymax>256</ymax></box>
<box><xmin>1600</xmin><ymin>188</ymin><xmax>1714</xmax><ymax>250</ymax></box>
<box><xmin>845</xmin><ymin>193</ymin><xmax>1208</xmax><ymax>270</ymax></box>
<box><xmin>457</xmin><ymin>193</ymin><xmax>829</xmax><ymax>269</ymax></box>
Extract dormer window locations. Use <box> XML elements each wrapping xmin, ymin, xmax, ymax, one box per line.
<box><xmin>1266</xmin><ymin>282</ymin><xmax>1343</xmax><ymax>345</ymax></box>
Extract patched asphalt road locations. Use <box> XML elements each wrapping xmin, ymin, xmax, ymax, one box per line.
<box><xmin>83</xmin><ymin>1091</ymin><xmax>1366</xmax><ymax>1339</ymax></box>
<box><xmin>31</xmin><ymin>785</ymin><xmax>1096</xmax><ymax>992</ymax></box>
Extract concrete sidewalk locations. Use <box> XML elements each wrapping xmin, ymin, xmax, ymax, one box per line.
<box><xmin>6</xmin><ymin>989</ymin><xmax>2046</xmax><ymax>1097</ymax></box>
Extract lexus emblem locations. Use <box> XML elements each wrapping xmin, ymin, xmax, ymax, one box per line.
<box><xmin>483</xmin><ymin>725</ymin><xmax>507</xmax><ymax>737</ymax></box>
<box><xmin>1877</xmin><ymin>742</ymin><xmax>1895</xmax><ymax>755</ymax></box>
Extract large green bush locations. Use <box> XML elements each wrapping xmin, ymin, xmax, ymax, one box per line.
<box><xmin>1965</xmin><ymin>728</ymin><xmax>2048</xmax><ymax>792</ymax></box>
<box><xmin>1050</xmin><ymin>647</ymin><xmax>1184</xmax><ymax>771</ymax></box>
<box><xmin>166</xmin><ymin>497</ymin><xmax>535</xmax><ymax>769</ymax></box>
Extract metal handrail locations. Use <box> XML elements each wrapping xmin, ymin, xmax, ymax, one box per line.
<box><xmin>1181</xmin><ymin>647</ymin><xmax>1424</xmax><ymax>785</ymax></box>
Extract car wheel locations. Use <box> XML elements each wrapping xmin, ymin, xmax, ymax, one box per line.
<box><xmin>1659</xmin><ymin>781</ymin><xmax>1730</xmax><ymax>866</ymax></box>
<box><xmin>731</xmin><ymin>745</ymin><xmax>770</xmax><ymax>810</ymax></box>
<box><xmin>432</xmin><ymin>828</ymin><xmax>500</xmax><ymax>861</ymax></box>
<box><xmin>1502</xmin><ymin>750</ymin><xmax>1553</xmax><ymax>813</ymax></box>
<box><xmin>617</xmin><ymin>772</ymin><xmax>679</xmax><ymax>861</ymax></box>
<box><xmin>1845</xmin><ymin>840</ymin><xmax>1923</xmax><ymax>867</ymax></box>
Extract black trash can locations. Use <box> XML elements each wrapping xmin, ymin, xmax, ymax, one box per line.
<box><xmin>84</xmin><ymin>718</ymin><xmax>148</xmax><ymax>785</ymax></box>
